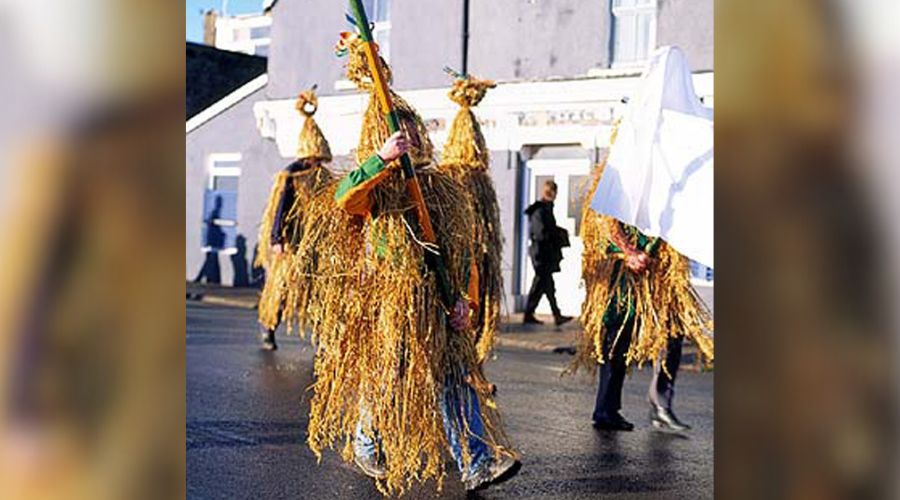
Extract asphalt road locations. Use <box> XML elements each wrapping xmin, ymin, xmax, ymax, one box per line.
<box><xmin>187</xmin><ymin>302</ymin><xmax>714</xmax><ymax>499</ymax></box>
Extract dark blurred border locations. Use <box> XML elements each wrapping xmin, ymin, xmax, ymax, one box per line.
<box><xmin>1</xmin><ymin>0</ymin><xmax>898</xmax><ymax>498</ymax></box>
<box><xmin>0</xmin><ymin>2</ymin><xmax>185</xmax><ymax>498</ymax></box>
<box><xmin>715</xmin><ymin>0</ymin><xmax>899</xmax><ymax>498</ymax></box>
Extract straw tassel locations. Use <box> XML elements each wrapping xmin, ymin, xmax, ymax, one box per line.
<box><xmin>438</xmin><ymin>75</ymin><xmax>503</xmax><ymax>362</ymax></box>
<box><xmin>257</xmin><ymin>87</ymin><xmax>335</xmax><ymax>334</ymax></box>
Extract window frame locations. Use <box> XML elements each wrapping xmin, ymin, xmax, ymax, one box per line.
<box><xmin>610</xmin><ymin>0</ymin><xmax>658</xmax><ymax>68</ymax></box>
<box><xmin>205</xmin><ymin>153</ymin><xmax>242</xmax><ymax>190</ymax></box>
<box><xmin>363</xmin><ymin>0</ymin><xmax>391</xmax><ymax>23</ymax></box>
<box><xmin>202</xmin><ymin>153</ymin><xmax>242</xmax><ymax>255</ymax></box>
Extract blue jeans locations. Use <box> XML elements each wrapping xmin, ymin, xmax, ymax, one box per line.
<box><xmin>354</xmin><ymin>379</ymin><xmax>492</xmax><ymax>477</ymax></box>
<box><xmin>354</xmin><ymin>407</ymin><xmax>380</xmax><ymax>460</ymax></box>
<box><xmin>440</xmin><ymin>379</ymin><xmax>492</xmax><ymax>476</ymax></box>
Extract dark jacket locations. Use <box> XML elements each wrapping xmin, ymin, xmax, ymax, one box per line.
<box><xmin>525</xmin><ymin>200</ymin><xmax>568</xmax><ymax>274</ymax></box>
<box><xmin>270</xmin><ymin>160</ymin><xmax>310</xmax><ymax>246</ymax></box>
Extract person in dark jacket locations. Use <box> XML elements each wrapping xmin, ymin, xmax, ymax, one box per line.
<box><xmin>523</xmin><ymin>180</ymin><xmax>573</xmax><ymax>326</ymax></box>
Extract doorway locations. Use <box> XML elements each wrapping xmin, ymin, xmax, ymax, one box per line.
<box><xmin>520</xmin><ymin>158</ymin><xmax>592</xmax><ymax>317</ymax></box>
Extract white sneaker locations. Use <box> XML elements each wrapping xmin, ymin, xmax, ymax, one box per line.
<box><xmin>464</xmin><ymin>456</ymin><xmax>521</xmax><ymax>491</ymax></box>
<box><xmin>353</xmin><ymin>453</ymin><xmax>386</xmax><ymax>479</ymax></box>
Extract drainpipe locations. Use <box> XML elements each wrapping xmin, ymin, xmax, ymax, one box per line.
<box><xmin>461</xmin><ymin>0</ymin><xmax>470</xmax><ymax>75</ymax></box>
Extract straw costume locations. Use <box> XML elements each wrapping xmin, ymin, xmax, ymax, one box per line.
<box><xmin>571</xmin><ymin>122</ymin><xmax>714</xmax><ymax>375</ymax></box>
<box><xmin>292</xmin><ymin>33</ymin><xmax>515</xmax><ymax>496</ymax></box>
<box><xmin>574</xmin><ymin>48</ymin><xmax>716</xmax><ymax>376</ymax></box>
<box><xmin>438</xmin><ymin>74</ymin><xmax>503</xmax><ymax>362</ymax></box>
<box><xmin>574</xmin><ymin>58</ymin><xmax>713</xmax><ymax>369</ymax></box>
<box><xmin>255</xmin><ymin>89</ymin><xmax>334</xmax><ymax>340</ymax></box>
<box><xmin>566</xmin><ymin>118</ymin><xmax>713</xmax><ymax>431</ymax></box>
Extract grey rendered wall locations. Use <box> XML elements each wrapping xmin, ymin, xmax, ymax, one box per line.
<box><xmin>389</xmin><ymin>0</ymin><xmax>463</xmax><ymax>90</ymax></box>
<box><xmin>468</xmin><ymin>0</ymin><xmax>611</xmax><ymax>80</ymax></box>
<box><xmin>266</xmin><ymin>0</ymin><xmax>348</xmax><ymax>98</ymax></box>
<box><xmin>265</xmin><ymin>0</ymin><xmax>712</xmax><ymax>96</ymax></box>
<box><xmin>657</xmin><ymin>0</ymin><xmax>713</xmax><ymax>71</ymax></box>
<box><xmin>266</xmin><ymin>0</ymin><xmax>461</xmax><ymax>97</ymax></box>
<box><xmin>186</xmin><ymin>86</ymin><xmax>285</xmax><ymax>284</ymax></box>
<box><xmin>266</xmin><ymin>0</ymin><xmax>613</xmax><ymax>97</ymax></box>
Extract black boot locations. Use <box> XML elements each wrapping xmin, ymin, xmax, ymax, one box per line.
<box><xmin>523</xmin><ymin>314</ymin><xmax>544</xmax><ymax>325</ymax></box>
<box><xmin>649</xmin><ymin>403</ymin><xmax>690</xmax><ymax>432</ymax></box>
<box><xmin>554</xmin><ymin>315</ymin><xmax>573</xmax><ymax>326</ymax></box>
<box><xmin>592</xmin><ymin>412</ymin><xmax>634</xmax><ymax>431</ymax></box>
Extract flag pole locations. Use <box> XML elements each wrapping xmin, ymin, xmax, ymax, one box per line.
<box><xmin>347</xmin><ymin>0</ymin><xmax>453</xmax><ymax>306</ymax></box>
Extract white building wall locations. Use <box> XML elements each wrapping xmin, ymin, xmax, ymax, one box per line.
<box><xmin>253</xmin><ymin>72</ymin><xmax>713</xmax><ymax>161</ymax></box>
<box><xmin>214</xmin><ymin>13</ymin><xmax>273</xmax><ymax>56</ymax></box>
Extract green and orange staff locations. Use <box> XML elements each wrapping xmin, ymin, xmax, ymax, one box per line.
<box><xmin>346</xmin><ymin>0</ymin><xmax>453</xmax><ymax>306</ymax></box>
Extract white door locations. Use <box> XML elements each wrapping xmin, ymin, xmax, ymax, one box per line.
<box><xmin>521</xmin><ymin>159</ymin><xmax>593</xmax><ymax>317</ymax></box>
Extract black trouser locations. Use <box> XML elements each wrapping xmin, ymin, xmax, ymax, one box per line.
<box><xmin>194</xmin><ymin>251</ymin><xmax>221</xmax><ymax>284</ymax></box>
<box><xmin>592</xmin><ymin>316</ymin><xmax>685</xmax><ymax>421</ymax></box>
<box><xmin>593</xmin><ymin>314</ymin><xmax>634</xmax><ymax>422</ymax></box>
<box><xmin>524</xmin><ymin>270</ymin><xmax>561</xmax><ymax>318</ymax></box>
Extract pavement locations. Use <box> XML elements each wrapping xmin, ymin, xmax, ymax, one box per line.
<box><xmin>186</xmin><ymin>281</ymin><xmax>713</xmax><ymax>369</ymax></box>
<box><xmin>187</xmin><ymin>300</ymin><xmax>714</xmax><ymax>499</ymax></box>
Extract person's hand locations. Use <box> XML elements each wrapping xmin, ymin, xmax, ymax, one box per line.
<box><xmin>449</xmin><ymin>299</ymin><xmax>471</xmax><ymax>332</ymax></box>
<box><xmin>377</xmin><ymin>131</ymin><xmax>411</xmax><ymax>163</ymax></box>
<box><xmin>624</xmin><ymin>250</ymin><xmax>649</xmax><ymax>273</ymax></box>
<box><xmin>271</xmin><ymin>243</ymin><xmax>283</xmax><ymax>255</ymax></box>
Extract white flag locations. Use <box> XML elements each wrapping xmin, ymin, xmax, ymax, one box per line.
<box><xmin>590</xmin><ymin>46</ymin><xmax>714</xmax><ymax>268</ymax></box>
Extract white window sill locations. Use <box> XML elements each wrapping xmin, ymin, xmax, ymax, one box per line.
<box><xmin>334</xmin><ymin>79</ymin><xmax>358</xmax><ymax>91</ymax></box>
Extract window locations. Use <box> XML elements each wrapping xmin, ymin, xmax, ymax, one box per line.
<box><xmin>202</xmin><ymin>154</ymin><xmax>241</xmax><ymax>253</ymax></box>
<box><xmin>611</xmin><ymin>0</ymin><xmax>657</xmax><ymax>67</ymax></box>
<box><xmin>336</xmin><ymin>0</ymin><xmax>391</xmax><ymax>90</ymax></box>
<box><xmin>212</xmin><ymin>175</ymin><xmax>239</xmax><ymax>191</ymax></box>
<box><xmin>363</xmin><ymin>0</ymin><xmax>390</xmax><ymax>23</ymax></box>
<box><xmin>232</xmin><ymin>27</ymin><xmax>249</xmax><ymax>42</ymax></box>
<box><xmin>362</xmin><ymin>0</ymin><xmax>391</xmax><ymax>61</ymax></box>
<box><xmin>250</xmin><ymin>26</ymin><xmax>270</xmax><ymax>39</ymax></box>
<box><xmin>206</xmin><ymin>153</ymin><xmax>241</xmax><ymax>189</ymax></box>
<box><xmin>690</xmin><ymin>261</ymin><xmax>714</xmax><ymax>282</ymax></box>
<box><xmin>567</xmin><ymin>174</ymin><xmax>590</xmax><ymax>236</ymax></box>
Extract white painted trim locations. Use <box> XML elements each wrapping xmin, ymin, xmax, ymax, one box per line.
<box><xmin>254</xmin><ymin>71</ymin><xmax>712</xmax><ymax>159</ymax></box>
<box><xmin>201</xmin><ymin>246</ymin><xmax>239</xmax><ymax>255</ymax></box>
<box><xmin>209</xmin><ymin>166</ymin><xmax>242</xmax><ymax>175</ymax></box>
<box><xmin>333</xmin><ymin>79</ymin><xmax>357</xmax><ymax>91</ymax></box>
<box><xmin>215</xmin><ymin>13</ymin><xmax>273</xmax><ymax>25</ymax></box>
<box><xmin>207</xmin><ymin>167</ymin><xmax>242</xmax><ymax>190</ymax></box>
<box><xmin>206</xmin><ymin>152</ymin><xmax>242</xmax><ymax>167</ymax></box>
<box><xmin>187</xmin><ymin>74</ymin><xmax>268</xmax><ymax>134</ymax></box>
<box><xmin>206</xmin><ymin>153</ymin><xmax>242</xmax><ymax>189</ymax></box>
